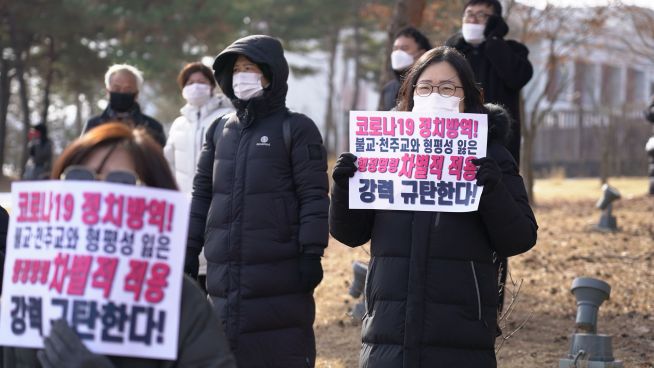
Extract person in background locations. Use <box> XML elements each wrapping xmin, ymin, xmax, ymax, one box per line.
<box><xmin>185</xmin><ymin>35</ymin><xmax>329</xmax><ymax>368</ymax></box>
<box><xmin>379</xmin><ymin>26</ymin><xmax>432</xmax><ymax>111</ymax></box>
<box><xmin>447</xmin><ymin>0</ymin><xmax>533</xmax><ymax>315</ymax></box>
<box><xmin>22</xmin><ymin>123</ymin><xmax>53</xmax><ymax>180</ymax></box>
<box><xmin>2</xmin><ymin>122</ymin><xmax>236</xmax><ymax>368</ymax></box>
<box><xmin>164</xmin><ymin>62</ymin><xmax>234</xmax><ymax>291</ymax></box>
<box><xmin>446</xmin><ymin>0</ymin><xmax>532</xmax><ymax>165</ymax></box>
<box><xmin>83</xmin><ymin>64</ymin><xmax>166</xmax><ymax>147</ymax></box>
<box><xmin>330</xmin><ymin>46</ymin><xmax>538</xmax><ymax>368</ymax></box>
<box><xmin>644</xmin><ymin>96</ymin><xmax>654</xmax><ymax>195</ymax></box>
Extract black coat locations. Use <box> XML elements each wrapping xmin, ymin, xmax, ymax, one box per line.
<box><xmin>379</xmin><ymin>77</ymin><xmax>402</xmax><ymax>111</ymax></box>
<box><xmin>186</xmin><ymin>35</ymin><xmax>329</xmax><ymax>368</ymax></box>
<box><xmin>83</xmin><ymin>104</ymin><xmax>166</xmax><ymax>147</ymax></box>
<box><xmin>329</xmin><ymin>105</ymin><xmax>538</xmax><ymax>368</ymax></box>
<box><xmin>446</xmin><ymin>34</ymin><xmax>533</xmax><ymax>165</ymax></box>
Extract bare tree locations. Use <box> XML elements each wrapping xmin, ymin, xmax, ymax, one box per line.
<box><xmin>377</xmin><ymin>0</ymin><xmax>427</xmax><ymax>107</ymax></box>
<box><xmin>510</xmin><ymin>2</ymin><xmax>609</xmax><ymax>203</ymax></box>
<box><xmin>619</xmin><ymin>4</ymin><xmax>654</xmax><ymax>61</ymax></box>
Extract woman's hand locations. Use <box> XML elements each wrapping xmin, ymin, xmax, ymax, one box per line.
<box><xmin>472</xmin><ymin>157</ymin><xmax>502</xmax><ymax>193</ymax></box>
<box><xmin>37</xmin><ymin>319</ymin><xmax>115</xmax><ymax>368</ymax></box>
<box><xmin>332</xmin><ymin>153</ymin><xmax>358</xmax><ymax>189</ymax></box>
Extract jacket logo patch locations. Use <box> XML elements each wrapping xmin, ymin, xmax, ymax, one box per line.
<box><xmin>256</xmin><ymin>136</ymin><xmax>271</xmax><ymax>147</ymax></box>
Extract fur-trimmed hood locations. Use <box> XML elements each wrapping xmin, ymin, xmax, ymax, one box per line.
<box><xmin>485</xmin><ymin>103</ymin><xmax>512</xmax><ymax>146</ymax></box>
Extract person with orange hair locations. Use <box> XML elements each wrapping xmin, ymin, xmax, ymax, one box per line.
<box><xmin>2</xmin><ymin>122</ymin><xmax>236</xmax><ymax>368</ymax></box>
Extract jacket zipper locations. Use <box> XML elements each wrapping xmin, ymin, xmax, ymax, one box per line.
<box><xmin>195</xmin><ymin>110</ymin><xmax>202</xmax><ymax>166</ymax></box>
<box><xmin>470</xmin><ymin>261</ymin><xmax>482</xmax><ymax>321</ymax></box>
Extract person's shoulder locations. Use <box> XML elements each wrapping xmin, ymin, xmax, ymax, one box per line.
<box><xmin>141</xmin><ymin>113</ymin><xmax>164</xmax><ymax>131</ymax></box>
<box><xmin>445</xmin><ymin>32</ymin><xmax>465</xmax><ymax>48</ymax></box>
<box><xmin>504</xmin><ymin>39</ymin><xmax>530</xmax><ymax>53</ymax></box>
<box><xmin>286</xmin><ymin>110</ymin><xmax>318</xmax><ymax>131</ymax></box>
<box><xmin>86</xmin><ymin>114</ymin><xmax>104</xmax><ymax>128</ymax></box>
<box><xmin>171</xmin><ymin>114</ymin><xmax>189</xmax><ymax>127</ymax></box>
<box><xmin>382</xmin><ymin>78</ymin><xmax>399</xmax><ymax>90</ymax></box>
<box><xmin>168</xmin><ymin>115</ymin><xmax>188</xmax><ymax>134</ymax></box>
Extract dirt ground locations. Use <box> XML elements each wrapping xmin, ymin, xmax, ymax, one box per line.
<box><xmin>313</xmin><ymin>178</ymin><xmax>654</xmax><ymax>368</ymax></box>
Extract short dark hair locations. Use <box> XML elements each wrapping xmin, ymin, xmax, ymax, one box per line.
<box><xmin>52</xmin><ymin>122</ymin><xmax>177</xmax><ymax>190</ymax></box>
<box><xmin>464</xmin><ymin>0</ymin><xmax>503</xmax><ymax>16</ymax></box>
<box><xmin>396</xmin><ymin>46</ymin><xmax>484</xmax><ymax>114</ymax></box>
<box><xmin>177</xmin><ymin>62</ymin><xmax>216</xmax><ymax>90</ymax></box>
<box><xmin>395</xmin><ymin>26</ymin><xmax>432</xmax><ymax>52</ymax></box>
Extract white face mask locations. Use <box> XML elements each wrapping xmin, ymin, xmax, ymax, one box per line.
<box><xmin>182</xmin><ymin>83</ymin><xmax>212</xmax><ymax>107</ymax></box>
<box><xmin>391</xmin><ymin>50</ymin><xmax>414</xmax><ymax>71</ymax></box>
<box><xmin>462</xmin><ymin>23</ymin><xmax>486</xmax><ymax>45</ymax></box>
<box><xmin>232</xmin><ymin>72</ymin><xmax>264</xmax><ymax>101</ymax></box>
<box><xmin>412</xmin><ymin>93</ymin><xmax>462</xmax><ymax>113</ymax></box>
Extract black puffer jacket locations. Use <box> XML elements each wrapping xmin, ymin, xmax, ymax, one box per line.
<box><xmin>330</xmin><ymin>104</ymin><xmax>538</xmax><ymax>368</ymax></box>
<box><xmin>186</xmin><ymin>35</ymin><xmax>329</xmax><ymax>368</ymax></box>
<box><xmin>446</xmin><ymin>34</ymin><xmax>533</xmax><ymax>165</ymax></box>
<box><xmin>84</xmin><ymin>104</ymin><xmax>166</xmax><ymax>147</ymax></box>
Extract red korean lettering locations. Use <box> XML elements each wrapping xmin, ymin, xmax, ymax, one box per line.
<box><xmin>102</xmin><ymin>194</ymin><xmax>125</xmax><ymax>227</ymax></box>
<box><xmin>124</xmin><ymin>260</ymin><xmax>148</xmax><ymax>302</ymax></box>
<box><xmin>144</xmin><ymin>263</ymin><xmax>170</xmax><ymax>304</ymax></box>
<box><xmin>126</xmin><ymin>197</ymin><xmax>146</xmax><ymax>230</ymax></box>
<box><xmin>91</xmin><ymin>256</ymin><xmax>119</xmax><ymax>298</ymax></box>
<box><xmin>82</xmin><ymin>192</ymin><xmax>102</xmax><ymax>225</ymax></box>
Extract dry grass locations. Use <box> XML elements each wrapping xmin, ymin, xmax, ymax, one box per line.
<box><xmin>315</xmin><ymin>177</ymin><xmax>654</xmax><ymax>368</ymax></box>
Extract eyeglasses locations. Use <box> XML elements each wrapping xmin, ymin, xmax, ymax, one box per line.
<box><xmin>414</xmin><ymin>82</ymin><xmax>464</xmax><ymax>98</ymax></box>
<box><xmin>60</xmin><ymin>165</ymin><xmax>141</xmax><ymax>186</ymax></box>
<box><xmin>463</xmin><ymin>11</ymin><xmax>492</xmax><ymax>22</ymax></box>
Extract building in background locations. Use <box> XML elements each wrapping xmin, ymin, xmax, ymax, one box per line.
<box><xmin>512</xmin><ymin>4</ymin><xmax>654</xmax><ymax>177</ymax></box>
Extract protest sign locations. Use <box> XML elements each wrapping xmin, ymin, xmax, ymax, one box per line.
<box><xmin>0</xmin><ymin>180</ymin><xmax>189</xmax><ymax>360</ymax></box>
<box><xmin>349</xmin><ymin>110</ymin><xmax>488</xmax><ymax>212</ymax></box>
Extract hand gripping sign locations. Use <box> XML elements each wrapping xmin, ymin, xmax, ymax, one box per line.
<box><xmin>0</xmin><ymin>180</ymin><xmax>190</xmax><ymax>360</ymax></box>
<box><xmin>349</xmin><ymin>110</ymin><xmax>488</xmax><ymax>212</ymax></box>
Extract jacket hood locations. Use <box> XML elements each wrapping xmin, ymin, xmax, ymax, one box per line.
<box><xmin>212</xmin><ymin>35</ymin><xmax>288</xmax><ymax>120</ymax></box>
<box><xmin>485</xmin><ymin>103</ymin><xmax>512</xmax><ymax>146</ymax></box>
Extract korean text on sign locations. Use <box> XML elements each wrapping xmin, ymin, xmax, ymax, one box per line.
<box><xmin>348</xmin><ymin>110</ymin><xmax>488</xmax><ymax>212</ymax></box>
<box><xmin>0</xmin><ymin>181</ymin><xmax>190</xmax><ymax>360</ymax></box>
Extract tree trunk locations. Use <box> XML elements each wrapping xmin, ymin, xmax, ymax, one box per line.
<box><xmin>74</xmin><ymin>93</ymin><xmax>84</xmax><ymax>137</ymax></box>
<box><xmin>323</xmin><ymin>27</ymin><xmax>340</xmax><ymax>156</ymax></box>
<box><xmin>347</xmin><ymin>24</ymin><xmax>361</xmax><ymax>153</ymax></box>
<box><xmin>8</xmin><ymin>12</ymin><xmax>32</xmax><ymax>177</ymax></box>
<box><xmin>378</xmin><ymin>0</ymin><xmax>426</xmax><ymax>107</ymax></box>
<box><xmin>0</xmin><ymin>56</ymin><xmax>11</xmax><ymax>178</ymax></box>
<box><xmin>407</xmin><ymin>0</ymin><xmax>426</xmax><ymax>27</ymax></box>
<box><xmin>15</xmin><ymin>55</ymin><xmax>31</xmax><ymax>178</ymax></box>
<box><xmin>40</xmin><ymin>35</ymin><xmax>56</xmax><ymax>125</ymax></box>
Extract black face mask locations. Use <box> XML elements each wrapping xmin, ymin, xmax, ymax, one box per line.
<box><xmin>109</xmin><ymin>92</ymin><xmax>136</xmax><ymax>112</ymax></box>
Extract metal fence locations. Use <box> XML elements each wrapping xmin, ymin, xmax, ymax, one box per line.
<box><xmin>531</xmin><ymin>109</ymin><xmax>652</xmax><ymax>177</ymax></box>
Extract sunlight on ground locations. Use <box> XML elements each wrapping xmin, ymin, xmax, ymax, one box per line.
<box><xmin>533</xmin><ymin>177</ymin><xmax>649</xmax><ymax>202</ymax></box>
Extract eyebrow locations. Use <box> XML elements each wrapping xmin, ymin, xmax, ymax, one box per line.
<box><xmin>418</xmin><ymin>76</ymin><xmax>458</xmax><ymax>84</ymax></box>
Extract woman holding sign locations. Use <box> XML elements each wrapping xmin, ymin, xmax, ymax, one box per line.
<box><xmin>330</xmin><ymin>46</ymin><xmax>538</xmax><ymax>368</ymax></box>
<box><xmin>2</xmin><ymin>123</ymin><xmax>236</xmax><ymax>368</ymax></box>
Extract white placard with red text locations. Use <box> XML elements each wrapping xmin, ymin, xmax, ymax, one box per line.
<box><xmin>349</xmin><ymin>110</ymin><xmax>488</xmax><ymax>212</ymax></box>
<box><xmin>0</xmin><ymin>181</ymin><xmax>189</xmax><ymax>360</ymax></box>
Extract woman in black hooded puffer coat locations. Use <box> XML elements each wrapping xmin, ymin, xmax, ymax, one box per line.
<box><xmin>330</xmin><ymin>46</ymin><xmax>538</xmax><ymax>368</ymax></box>
<box><xmin>185</xmin><ymin>35</ymin><xmax>329</xmax><ymax>368</ymax></box>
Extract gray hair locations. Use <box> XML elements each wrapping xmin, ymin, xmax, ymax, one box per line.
<box><xmin>104</xmin><ymin>64</ymin><xmax>144</xmax><ymax>90</ymax></box>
